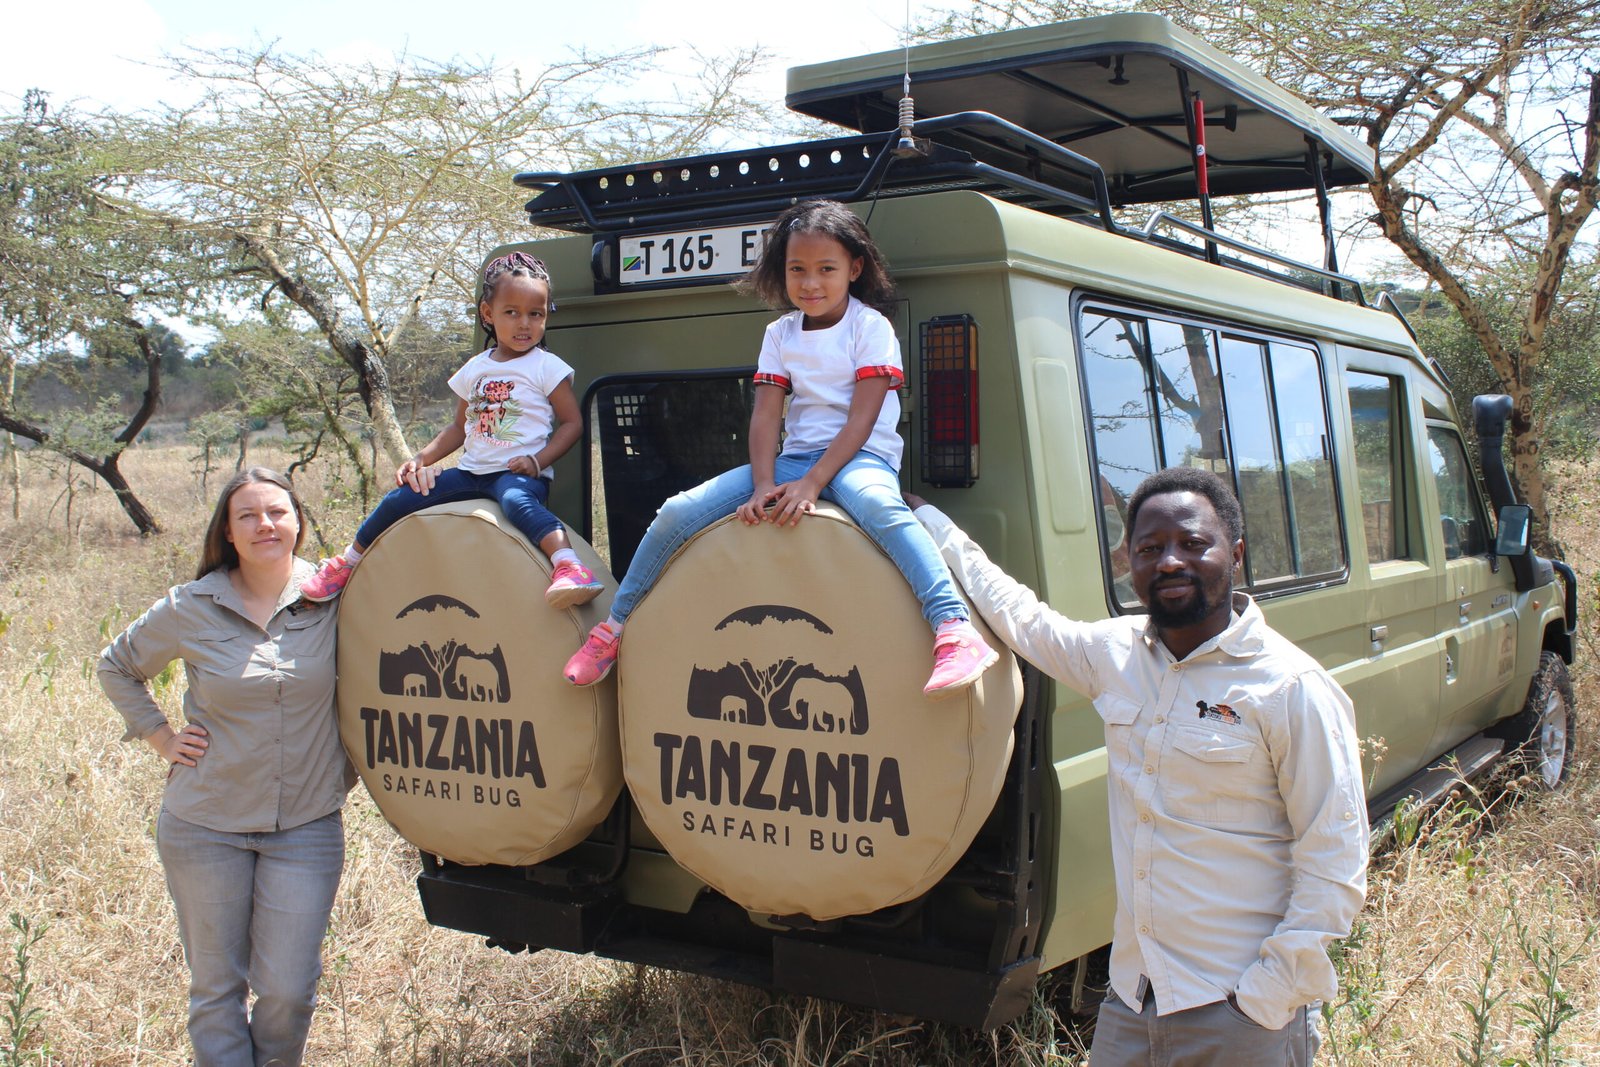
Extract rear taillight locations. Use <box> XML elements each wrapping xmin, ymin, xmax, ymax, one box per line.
<box><xmin>919</xmin><ymin>314</ymin><xmax>979</xmax><ymax>487</ymax></box>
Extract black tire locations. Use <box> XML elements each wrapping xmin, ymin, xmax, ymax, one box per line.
<box><xmin>1488</xmin><ymin>650</ymin><xmax>1576</xmax><ymax>791</ymax></box>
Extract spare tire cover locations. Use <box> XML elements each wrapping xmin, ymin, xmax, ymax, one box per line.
<box><xmin>621</xmin><ymin>505</ymin><xmax>1022</xmax><ymax>920</ymax></box>
<box><xmin>336</xmin><ymin>500</ymin><xmax>621</xmax><ymax>866</ymax></box>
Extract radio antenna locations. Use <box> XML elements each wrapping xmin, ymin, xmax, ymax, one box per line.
<box><xmin>894</xmin><ymin>0</ymin><xmax>924</xmax><ymax>157</ymax></box>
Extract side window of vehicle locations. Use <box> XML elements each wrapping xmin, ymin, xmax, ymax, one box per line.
<box><xmin>1426</xmin><ymin>426</ymin><xmax>1490</xmax><ymax>559</ymax></box>
<box><xmin>1221</xmin><ymin>336</ymin><xmax>1293</xmax><ymax>583</ymax></box>
<box><xmin>1346</xmin><ymin>371</ymin><xmax>1409</xmax><ymax>562</ymax></box>
<box><xmin>1078</xmin><ymin>303</ymin><xmax>1344</xmax><ymax>604</ymax></box>
<box><xmin>1270</xmin><ymin>342</ymin><xmax>1343</xmax><ymax>575</ymax></box>
<box><xmin>1147</xmin><ymin>319</ymin><xmax>1227</xmax><ymax>469</ymax></box>
<box><xmin>1080</xmin><ymin>311</ymin><xmax>1157</xmax><ymax>608</ymax></box>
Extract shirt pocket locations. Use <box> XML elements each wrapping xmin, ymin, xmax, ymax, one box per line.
<box><xmin>1161</xmin><ymin>722</ymin><xmax>1263</xmax><ymax>826</ymax></box>
<box><xmin>187</xmin><ymin>627</ymin><xmax>253</xmax><ymax>677</ymax></box>
<box><xmin>1095</xmin><ymin>693</ymin><xmax>1144</xmax><ymax>790</ymax></box>
<box><xmin>279</xmin><ymin>611</ymin><xmax>336</xmax><ymax>686</ymax></box>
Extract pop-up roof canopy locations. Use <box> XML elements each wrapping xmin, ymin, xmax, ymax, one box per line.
<box><xmin>786</xmin><ymin>13</ymin><xmax>1374</xmax><ymax>204</ymax></box>
<box><xmin>515</xmin><ymin>13</ymin><xmax>1380</xmax><ymax>304</ymax></box>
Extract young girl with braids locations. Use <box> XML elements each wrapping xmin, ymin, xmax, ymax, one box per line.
<box><xmin>564</xmin><ymin>199</ymin><xmax>997</xmax><ymax>697</ymax></box>
<box><xmin>302</xmin><ymin>252</ymin><xmax>602</xmax><ymax>607</ymax></box>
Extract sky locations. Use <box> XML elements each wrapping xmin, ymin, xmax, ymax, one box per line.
<box><xmin>0</xmin><ymin>0</ymin><xmax>1393</xmax><ymax>286</ymax></box>
<box><xmin>0</xmin><ymin>0</ymin><xmax>931</xmax><ymax>113</ymax></box>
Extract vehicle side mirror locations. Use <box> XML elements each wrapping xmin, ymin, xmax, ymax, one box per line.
<box><xmin>1495</xmin><ymin>504</ymin><xmax>1531</xmax><ymax>557</ymax></box>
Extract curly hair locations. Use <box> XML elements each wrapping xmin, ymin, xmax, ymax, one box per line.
<box><xmin>479</xmin><ymin>251</ymin><xmax>554</xmax><ymax>350</ymax></box>
<box><xmin>1126</xmin><ymin>466</ymin><xmax>1246</xmax><ymax>545</ymax></box>
<box><xmin>737</xmin><ymin>199</ymin><xmax>898</xmax><ymax>317</ymax></box>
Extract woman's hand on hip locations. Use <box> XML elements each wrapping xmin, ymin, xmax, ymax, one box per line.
<box><xmin>148</xmin><ymin>723</ymin><xmax>209</xmax><ymax>767</ymax></box>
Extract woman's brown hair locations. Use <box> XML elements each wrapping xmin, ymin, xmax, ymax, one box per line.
<box><xmin>196</xmin><ymin>467</ymin><xmax>308</xmax><ymax>580</ymax></box>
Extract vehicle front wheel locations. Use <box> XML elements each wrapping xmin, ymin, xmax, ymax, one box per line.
<box><xmin>1489</xmin><ymin>650</ymin><xmax>1576</xmax><ymax>791</ymax></box>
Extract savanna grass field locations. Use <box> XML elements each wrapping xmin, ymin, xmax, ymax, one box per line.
<box><xmin>1</xmin><ymin>444</ymin><xmax>1596</xmax><ymax>1066</ymax></box>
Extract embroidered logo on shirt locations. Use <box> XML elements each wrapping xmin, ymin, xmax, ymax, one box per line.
<box><xmin>1196</xmin><ymin>700</ymin><xmax>1241</xmax><ymax>725</ymax></box>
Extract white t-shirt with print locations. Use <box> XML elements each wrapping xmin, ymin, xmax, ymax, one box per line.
<box><xmin>447</xmin><ymin>347</ymin><xmax>575</xmax><ymax>477</ymax></box>
<box><xmin>753</xmin><ymin>296</ymin><xmax>905</xmax><ymax>470</ymax></box>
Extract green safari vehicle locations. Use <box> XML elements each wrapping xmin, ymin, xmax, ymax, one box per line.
<box><xmin>400</xmin><ymin>15</ymin><xmax>1580</xmax><ymax>1029</ymax></box>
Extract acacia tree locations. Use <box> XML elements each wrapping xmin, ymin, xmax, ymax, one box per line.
<box><xmin>0</xmin><ymin>91</ymin><xmax>204</xmax><ymax>535</ymax></box>
<box><xmin>116</xmin><ymin>45</ymin><xmax>773</xmax><ymax>475</ymax></box>
<box><xmin>924</xmin><ymin>0</ymin><xmax>1600</xmax><ymax>538</ymax></box>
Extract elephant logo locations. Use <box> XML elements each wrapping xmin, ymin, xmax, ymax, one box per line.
<box><xmin>377</xmin><ymin>594</ymin><xmax>509</xmax><ymax>702</ymax></box>
<box><xmin>684</xmin><ymin>605</ymin><xmax>868</xmax><ymax>735</ymax></box>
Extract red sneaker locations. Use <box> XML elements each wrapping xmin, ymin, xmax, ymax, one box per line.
<box><xmin>564</xmin><ymin>622</ymin><xmax>621</xmax><ymax>686</ymax></box>
<box><xmin>300</xmin><ymin>555</ymin><xmax>355</xmax><ymax>602</ymax></box>
<box><xmin>545</xmin><ymin>560</ymin><xmax>604</xmax><ymax>609</ymax></box>
<box><xmin>923</xmin><ymin>621</ymin><xmax>998</xmax><ymax>699</ymax></box>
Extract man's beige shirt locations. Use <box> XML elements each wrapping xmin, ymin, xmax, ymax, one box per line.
<box><xmin>100</xmin><ymin>560</ymin><xmax>349</xmax><ymax>833</ymax></box>
<box><xmin>919</xmin><ymin>505</ymin><xmax>1368</xmax><ymax>1030</ymax></box>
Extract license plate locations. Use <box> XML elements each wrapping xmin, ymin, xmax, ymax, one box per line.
<box><xmin>617</xmin><ymin>222</ymin><xmax>773</xmax><ymax>285</ymax></box>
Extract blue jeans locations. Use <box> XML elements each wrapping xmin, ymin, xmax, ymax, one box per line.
<box><xmin>157</xmin><ymin>808</ymin><xmax>344</xmax><ymax>1067</ymax></box>
<box><xmin>610</xmin><ymin>449</ymin><xmax>966</xmax><ymax>630</ymax></box>
<box><xmin>355</xmin><ymin>468</ymin><xmax>561</xmax><ymax>551</ymax></box>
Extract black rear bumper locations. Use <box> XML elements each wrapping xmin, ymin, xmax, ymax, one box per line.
<box><xmin>415</xmin><ymin>665</ymin><xmax>1049</xmax><ymax>1031</ymax></box>
<box><xmin>416</xmin><ymin>860</ymin><xmax>1040</xmax><ymax>1029</ymax></box>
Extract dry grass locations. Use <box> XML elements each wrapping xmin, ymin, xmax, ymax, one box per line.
<box><xmin>0</xmin><ymin>442</ymin><xmax>1595</xmax><ymax>1066</ymax></box>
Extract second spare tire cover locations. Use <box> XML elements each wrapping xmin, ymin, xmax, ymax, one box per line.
<box><xmin>336</xmin><ymin>500</ymin><xmax>621</xmax><ymax>866</ymax></box>
<box><xmin>620</xmin><ymin>505</ymin><xmax>1022</xmax><ymax>920</ymax></box>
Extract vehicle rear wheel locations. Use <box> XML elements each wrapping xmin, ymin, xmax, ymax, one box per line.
<box><xmin>1489</xmin><ymin>651</ymin><xmax>1575</xmax><ymax>791</ymax></box>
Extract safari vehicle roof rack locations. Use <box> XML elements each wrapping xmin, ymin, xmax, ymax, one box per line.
<box><xmin>514</xmin><ymin>14</ymin><xmax>1376</xmax><ymax>303</ymax></box>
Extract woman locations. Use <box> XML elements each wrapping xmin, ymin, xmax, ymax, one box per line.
<box><xmin>100</xmin><ymin>467</ymin><xmax>350</xmax><ymax>1067</ymax></box>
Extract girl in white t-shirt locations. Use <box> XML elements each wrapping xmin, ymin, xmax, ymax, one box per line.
<box><xmin>302</xmin><ymin>252</ymin><xmax>603</xmax><ymax>608</ymax></box>
<box><xmin>564</xmin><ymin>200</ymin><xmax>996</xmax><ymax>696</ymax></box>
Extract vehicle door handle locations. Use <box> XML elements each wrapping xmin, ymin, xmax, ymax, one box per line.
<box><xmin>1458</xmin><ymin>601</ymin><xmax>1472</xmax><ymax>624</ymax></box>
<box><xmin>1369</xmin><ymin>625</ymin><xmax>1388</xmax><ymax>653</ymax></box>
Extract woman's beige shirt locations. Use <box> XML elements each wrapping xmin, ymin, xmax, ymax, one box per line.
<box><xmin>99</xmin><ymin>559</ymin><xmax>350</xmax><ymax>833</ymax></box>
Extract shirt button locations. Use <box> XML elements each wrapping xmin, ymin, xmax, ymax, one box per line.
<box><xmin>1155</xmin><ymin>716</ymin><xmax>1165</xmax><ymax>724</ymax></box>
<box><xmin>1136</xmin><ymin>870</ymin><xmax>1146</xmax><ymax>880</ymax></box>
<box><xmin>1139</xmin><ymin>813</ymin><xmax>1150</xmax><ymax>823</ymax></box>
<box><xmin>1139</xmin><ymin>925</ymin><xmax>1149</xmax><ymax>934</ymax></box>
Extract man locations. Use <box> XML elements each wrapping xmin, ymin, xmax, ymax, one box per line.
<box><xmin>909</xmin><ymin>466</ymin><xmax>1367</xmax><ymax>1066</ymax></box>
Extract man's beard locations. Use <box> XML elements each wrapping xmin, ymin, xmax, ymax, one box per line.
<box><xmin>1145</xmin><ymin>570</ymin><xmax>1233</xmax><ymax>629</ymax></box>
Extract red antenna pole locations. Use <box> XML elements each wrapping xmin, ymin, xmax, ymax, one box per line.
<box><xmin>1192</xmin><ymin>93</ymin><xmax>1217</xmax><ymax>263</ymax></box>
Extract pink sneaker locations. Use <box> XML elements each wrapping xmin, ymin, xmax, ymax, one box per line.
<box><xmin>923</xmin><ymin>621</ymin><xmax>999</xmax><ymax>699</ymax></box>
<box><xmin>545</xmin><ymin>560</ymin><xmax>604</xmax><ymax>609</ymax></box>
<box><xmin>564</xmin><ymin>623</ymin><xmax>621</xmax><ymax>686</ymax></box>
<box><xmin>301</xmin><ymin>555</ymin><xmax>355</xmax><ymax>602</ymax></box>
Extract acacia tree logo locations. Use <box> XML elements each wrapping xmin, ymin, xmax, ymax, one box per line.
<box><xmin>378</xmin><ymin>594</ymin><xmax>508</xmax><ymax>702</ymax></box>
<box><xmin>685</xmin><ymin>605</ymin><xmax>868</xmax><ymax>734</ymax></box>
